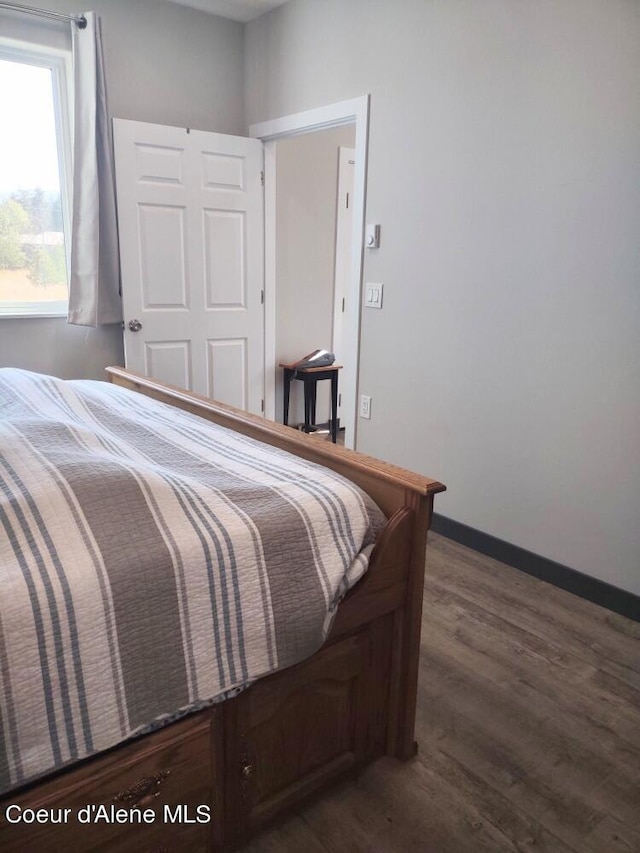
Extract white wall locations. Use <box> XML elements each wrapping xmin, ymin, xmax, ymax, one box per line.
<box><xmin>275</xmin><ymin>125</ymin><xmax>355</xmax><ymax>426</ymax></box>
<box><xmin>0</xmin><ymin>0</ymin><xmax>244</xmax><ymax>380</ymax></box>
<box><xmin>245</xmin><ymin>0</ymin><xmax>640</xmax><ymax>595</ymax></box>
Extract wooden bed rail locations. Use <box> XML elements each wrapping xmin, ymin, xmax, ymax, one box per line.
<box><xmin>105</xmin><ymin>367</ymin><xmax>446</xmax><ymax>518</ymax></box>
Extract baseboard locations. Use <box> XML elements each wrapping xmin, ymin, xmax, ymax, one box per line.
<box><xmin>430</xmin><ymin>514</ymin><xmax>640</xmax><ymax>622</ymax></box>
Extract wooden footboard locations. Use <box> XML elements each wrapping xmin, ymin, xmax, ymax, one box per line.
<box><xmin>0</xmin><ymin>369</ymin><xmax>445</xmax><ymax>852</ymax></box>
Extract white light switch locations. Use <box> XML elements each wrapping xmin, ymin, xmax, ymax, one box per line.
<box><xmin>365</xmin><ymin>283</ymin><xmax>383</xmax><ymax>309</ymax></box>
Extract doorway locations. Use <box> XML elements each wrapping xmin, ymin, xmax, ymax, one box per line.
<box><xmin>250</xmin><ymin>96</ymin><xmax>370</xmax><ymax>450</ymax></box>
<box><xmin>270</xmin><ymin>126</ymin><xmax>356</xmax><ymax>437</ymax></box>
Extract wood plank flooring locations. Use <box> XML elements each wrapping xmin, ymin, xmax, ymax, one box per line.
<box><xmin>242</xmin><ymin>533</ymin><xmax>640</xmax><ymax>853</ymax></box>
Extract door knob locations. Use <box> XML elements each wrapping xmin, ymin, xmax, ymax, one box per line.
<box><xmin>128</xmin><ymin>319</ymin><xmax>143</xmax><ymax>332</ymax></box>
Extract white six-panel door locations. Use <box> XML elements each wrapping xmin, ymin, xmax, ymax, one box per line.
<box><xmin>113</xmin><ymin>119</ymin><xmax>265</xmax><ymax>414</ymax></box>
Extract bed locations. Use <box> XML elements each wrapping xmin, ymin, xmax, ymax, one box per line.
<box><xmin>0</xmin><ymin>367</ymin><xmax>445</xmax><ymax>852</ymax></box>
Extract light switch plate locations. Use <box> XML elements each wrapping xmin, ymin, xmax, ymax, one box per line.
<box><xmin>365</xmin><ymin>283</ymin><xmax>383</xmax><ymax>309</ymax></box>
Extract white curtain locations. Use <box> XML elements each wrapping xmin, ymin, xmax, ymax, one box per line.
<box><xmin>68</xmin><ymin>11</ymin><xmax>121</xmax><ymax>326</ymax></box>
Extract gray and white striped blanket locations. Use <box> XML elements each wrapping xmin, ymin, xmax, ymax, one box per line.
<box><xmin>0</xmin><ymin>368</ymin><xmax>384</xmax><ymax>795</ymax></box>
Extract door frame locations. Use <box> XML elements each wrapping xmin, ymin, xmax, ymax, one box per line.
<box><xmin>250</xmin><ymin>95</ymin><xmax>370</xmax><ymax>450</ymax></box>
<box><xmin>332</xmin><ymin>145</ymin><xmax>356</xmax><ymax>424</ymax></box>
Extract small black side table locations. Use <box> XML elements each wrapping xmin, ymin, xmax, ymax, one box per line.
<box><xmin>280</xmin><ymin>362</ymin><xmax>342</xmax><ymax>443</ymax></box>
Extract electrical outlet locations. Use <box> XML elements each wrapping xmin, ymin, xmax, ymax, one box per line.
<box><xmin>360</xmin><ymin>395</ymin><xmax>371</xmax><ymax>419</ymax></box>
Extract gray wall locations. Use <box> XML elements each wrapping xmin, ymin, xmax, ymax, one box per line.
<box><xmin>0</xmin><ymin>0</ymin><xmax>244</xmax><ymax>380</ymax></box>
<box><xmin>275</xmin><ymin>124</ymin><xmax>355</xmax><ymax>426</ymax></box>
<box><xmin>246</xmin><ymin>0</ymin><xmax>640</xmax><ymax>595</ymax></box>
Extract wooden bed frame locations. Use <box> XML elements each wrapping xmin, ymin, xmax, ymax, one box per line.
<box><xmin>0</xmin><ymin>368</ymin><xmax>445</xmax><ymax>852</ymax></box>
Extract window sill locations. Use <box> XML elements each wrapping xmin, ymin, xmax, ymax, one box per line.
<box><xmin>0</xmin><ymin>302</ymin><xmax>68</xmax><ymax>319</ymax></box>
<box><xmin>0</xmin><ymin>313</ymin><xmax>68</xmax><ymax>320</ymax></box>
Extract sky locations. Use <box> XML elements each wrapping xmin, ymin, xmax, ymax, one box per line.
<box><xmin>0</xmin><ymin>59</ymin><xmax>62</xmax><ymax>195</ymax></box>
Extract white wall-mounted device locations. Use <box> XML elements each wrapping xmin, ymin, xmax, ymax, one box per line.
<box><xmin>365</xmin><ymin>224</ymin><xmax>380</xmax><ymax>248</ymax></box>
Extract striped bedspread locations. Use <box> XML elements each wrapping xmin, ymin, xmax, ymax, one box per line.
<box><xmin>0</xmin><ymin>368</ymin><xmax>384</xmax><ymax>795</ymax></box>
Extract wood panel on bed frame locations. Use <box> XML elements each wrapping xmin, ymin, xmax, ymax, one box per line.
<box><xmin>0</xmin><ymin>368</ymin><xmax>445</xmax><ymax>852</ymax></box>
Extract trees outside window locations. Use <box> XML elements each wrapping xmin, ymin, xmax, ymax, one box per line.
<box><xmin>0</xmin><ymin>48</ymin><xmax>72</xmax><ymax>317</ymax></box>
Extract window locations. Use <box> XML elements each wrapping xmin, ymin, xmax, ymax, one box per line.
<box><xmin>0</xmin><ymin>41</ymin><xmax>72</xmax><ymax>318</ymax></box>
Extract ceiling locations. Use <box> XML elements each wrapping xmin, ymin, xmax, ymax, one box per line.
<box><xmin>166</xmin><ymin>0</ymin><xmax>289</xmax><ymax>23</ymax></box>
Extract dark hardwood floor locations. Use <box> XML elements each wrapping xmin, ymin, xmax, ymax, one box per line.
<box><xmin>243</xmin><ymin>533</ymin><xmax>640</xmax><ymax>852</ymax></box>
